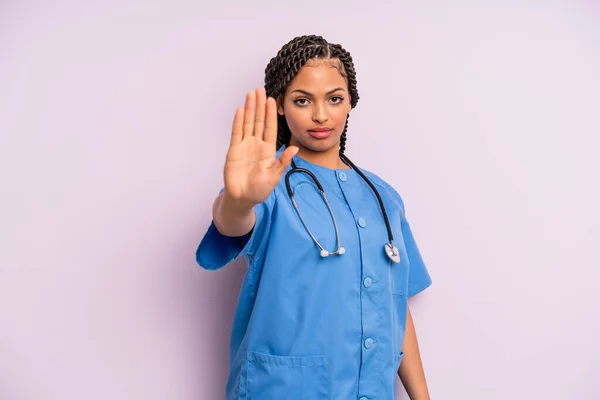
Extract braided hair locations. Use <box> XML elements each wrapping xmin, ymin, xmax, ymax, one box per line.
<box><xmin>264</xmin><ymin>35</ymin><xmax>360</xmax><ymax>156</ymax></box>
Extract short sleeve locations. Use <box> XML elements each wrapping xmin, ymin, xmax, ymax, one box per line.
<box><xmin>401</xmin><ymin>216</ymin><xmax>433</xmax><ymax>297</ymax></box>
<box><xmin>195</xmin><ymin>190</ymin><xmax>276</xmax><ymax>270</ymax></box>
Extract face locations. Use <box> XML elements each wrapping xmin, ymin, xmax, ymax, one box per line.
<box><xmin>277</xmin><ymin>59</ymin><xmax>352</xmax><ymax>156</ymax></box>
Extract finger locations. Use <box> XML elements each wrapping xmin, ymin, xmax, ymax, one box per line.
<box><xmin>243</xmin><ymin>91</ymin><xmax>256</xmax><ymax>138</ymax></box>
<box><xmin>263</xmin><ymin>96</ymin><xmax>278</xmax><ymax>145</ymax></box>
<box><xmin>254</xmin><ymin>88</ymin><xmax>266</xmax><ymax>140</ymax></box>
<box><xmin>275</xmin><ymin>146</ymin><xmax>299</xmax><ymax>173</ymax></box>
<box><xmin>230</xmin><ymin>107</ymin><xmax>244</xmax><ymax>146</ymax></box>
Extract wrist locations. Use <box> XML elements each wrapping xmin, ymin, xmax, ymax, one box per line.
<box><xmin>221</xmin><ymin>192</ymin><xmax>255</xmax><ymax>217</ymax></box>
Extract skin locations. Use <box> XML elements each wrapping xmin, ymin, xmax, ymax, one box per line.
<box><xmin>276</xmin><ymin>59</ymin><xmax>352</xmax><ymax>170</ymax></box>
<box><xmin>401</xmin><ymin>307</ymin><xmax>431</xmax><ymax>399</ymax></box>
<box><xmin>213</xmin><ymin>57</ymin><xmax>430</xmax><ymax>399</ymax></box>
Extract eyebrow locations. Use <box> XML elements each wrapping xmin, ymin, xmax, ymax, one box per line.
<box><xmin>290</xmin><ymin>87</ymin><xmax>346</xmax><ymax>97</ymax></box>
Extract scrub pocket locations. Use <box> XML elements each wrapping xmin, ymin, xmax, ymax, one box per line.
<box><xmin>247</xmin><ymin>350</ymin><xmax>330</xmax><ymax>400</ymax></box>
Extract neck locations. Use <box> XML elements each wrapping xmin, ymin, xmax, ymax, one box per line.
<box><xmin>291</xmin><ymin>142</ymin><xmax>350</xmax><ymax>170</ymax></box>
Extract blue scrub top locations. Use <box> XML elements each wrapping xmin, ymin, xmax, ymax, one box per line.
<box><xmin>197</xmin><ymin>145</ymin><xmax>432</xmax><ymax>400</ymax></box>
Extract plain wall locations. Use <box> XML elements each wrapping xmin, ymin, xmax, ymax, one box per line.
<box><xmin>1</xmin><ymin>1</ymin><xmax>599</xmax><ymax>399</ymax></box>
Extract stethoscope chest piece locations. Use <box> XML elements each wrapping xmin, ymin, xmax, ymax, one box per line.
<box><xmin>385</xmin><ymin>243</ymin><xmax>401</xmax><ymax>264</ymax></box>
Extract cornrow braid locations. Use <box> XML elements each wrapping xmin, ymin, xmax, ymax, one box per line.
<box><xmin>263</xmin><ymin>35</ymin><xmax>360</xmax><ymax>155</ymax></box>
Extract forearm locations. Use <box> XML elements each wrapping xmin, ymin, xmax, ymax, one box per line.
<box><xmin>398</xmin><ymin>306</ymin><xmax>430</xmax><ymax>400</ymax></box>
<box><xmin>212</xmin><ymin>192</ymin><xmax>256</xmax><ymax>237</ymax></box>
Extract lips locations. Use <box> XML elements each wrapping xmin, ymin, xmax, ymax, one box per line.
<box><xmin>308</xmin><ymin>127</ymin><xmax>333</xmax><ymax>139</ymax></box>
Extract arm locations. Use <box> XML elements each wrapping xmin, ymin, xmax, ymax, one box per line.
<box><xmin>212</xmin><ymin>192</ymin><xmax>256</xmax><ymax>237</ymax></box>
<box><xmin>215</xmin><ymin>88</ymin><xmax>297</xmax><ymax>238</ymax></box>
<box><xmin>398</xmin><ymin>306</ymin><xmax>430</xmax><ymax>400</ymax></box>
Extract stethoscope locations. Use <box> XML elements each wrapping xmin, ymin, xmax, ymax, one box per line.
<box><xmin>285</xmin><ymin>154</ymin><xmax>400</xmax><ymax>264</ymax></box>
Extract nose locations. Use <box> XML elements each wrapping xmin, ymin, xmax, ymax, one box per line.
<box><xmin>312</xmin><ymin>102</ymin><xmax>328</xmax><ymax>124</ymax></box>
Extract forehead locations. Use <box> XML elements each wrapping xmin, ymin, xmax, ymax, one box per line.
<box><xmin>286</xmin><ymin>60</ymin><xmax>348</xmax><ymax>93</ymax></box>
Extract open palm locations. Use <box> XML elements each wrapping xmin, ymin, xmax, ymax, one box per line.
<box><xmin>224</xmin><ymin>88</ymin><xmax>298</xmax><ymax>208</ymax></box>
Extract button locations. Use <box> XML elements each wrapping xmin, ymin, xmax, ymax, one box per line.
<box><xmin>358</xmin><ymin>217</ymin><xmax>367</xmax><ymax>227</ymax></box>
<box><xmin>363</xmin><ymin>277</ymin><xmax>372</xmax><ymax>288</ymax></box>
<box><xmin>338</xmin><ymin>172</ymin><xmax>347</xmax><ymax>181</ymax></box>
<box><xmin>364</xmin><ymin>338</ymin><xmax>374</xmax><ymax>349</ymax></box>
<box><xmin>359</xmin><ymin>397</ymin><xmax>368</xmax><ymax>400</ymax></box>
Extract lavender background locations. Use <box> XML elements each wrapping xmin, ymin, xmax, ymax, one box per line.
<box><xmin>1</xmin><ymin>1</ymin><xmax>599</xmax><ymax>398</ymax></box>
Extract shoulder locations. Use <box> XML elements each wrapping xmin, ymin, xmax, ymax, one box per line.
<box><xmin>358</xmin><ymin>165</ymin><xmax>406</xmax><ymax>216</ymax></box>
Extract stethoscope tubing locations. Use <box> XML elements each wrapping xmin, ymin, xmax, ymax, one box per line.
<box><xmin>285</xmin><ymin>154</ymin><xmax>397</xmax><ymax>258</ymax></box>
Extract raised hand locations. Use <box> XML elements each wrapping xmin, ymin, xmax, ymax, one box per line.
<box><xmin>223</xmin><ymin>88</ymin><xmax>298</xmax><ymax>209</ymax></box>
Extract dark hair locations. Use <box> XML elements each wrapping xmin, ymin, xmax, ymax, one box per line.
<box><xmin>264</xmin><ymin>35</ymin><xmax>360</xmax><ymax>156</ymax></box>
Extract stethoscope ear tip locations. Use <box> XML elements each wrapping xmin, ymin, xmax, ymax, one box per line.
<box><xmin>319</xmin><ymin>248</ymin><xmax>345</xmax><ymax>257</ymax></box>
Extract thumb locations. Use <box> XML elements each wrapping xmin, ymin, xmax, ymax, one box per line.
<box><xmin>275</xmin><ymin>146</ymin><xmax>299</xmax><ymax>173</ymax></box>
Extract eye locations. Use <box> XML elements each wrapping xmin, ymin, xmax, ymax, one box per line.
<box><xmin>330</xmin><ymin>96</ymin><xmax>344</xmax><ymax>104</ymax></box>
<box><xmin>293</xmin><ymin>98</ymin><xmax>310</xmax><ymax>106</ymax></box>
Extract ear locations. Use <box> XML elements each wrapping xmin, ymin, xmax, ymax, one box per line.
<box><xmin>276</xmin><ymin>95</ymin><xmax>285</xmax><ymax>115</ymax></box>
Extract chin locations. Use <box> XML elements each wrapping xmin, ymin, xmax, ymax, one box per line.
<box><xmin>296</xmin><ymin>135</ymin><xmax>341</xmax><ymax>153</ymax></box>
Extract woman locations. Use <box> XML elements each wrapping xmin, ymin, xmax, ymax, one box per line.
<box><xmin>197</xmin><ymin>34</ymin><xmax>432</xmax><ymax>400</ymax></box>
